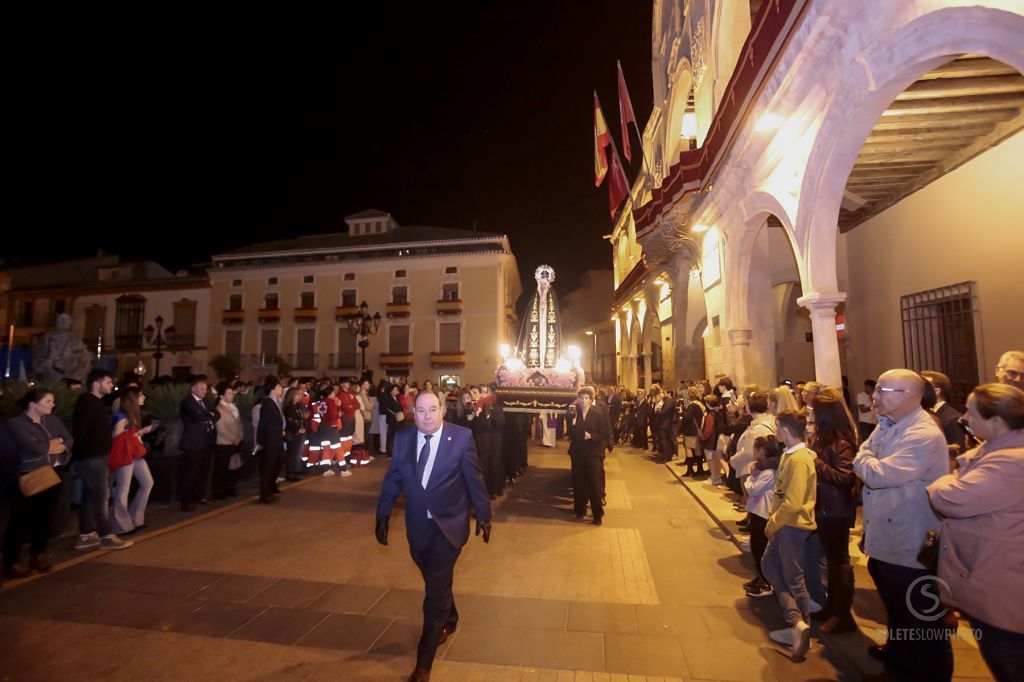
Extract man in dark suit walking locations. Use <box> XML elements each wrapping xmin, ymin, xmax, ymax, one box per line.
<box><xmin>568</xmin><ymin>386</ymin><xmax>611</xmax><ymax>525</ymax></box>
<box><xmin>256</xmin><ymin>376</ymin><xmax>286</xmax><ymax>504</ymax></box>
<box><xmin>179</xmin><ymin>377</ymin><xmax>220</xmax><ymax>511</ymax></box>
<box><xmin>375</xmin><ymin>391</ymin><xmax>492</xmax><ymax>682</ymax></box>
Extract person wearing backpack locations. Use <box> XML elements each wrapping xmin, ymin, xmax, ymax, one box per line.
<box><xmin>697</xmin><ymin>395</ymin><xmax>722</xmax><ymax>477</ymax></box>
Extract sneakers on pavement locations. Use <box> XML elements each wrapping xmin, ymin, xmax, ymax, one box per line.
<box><xmin>769</xmin><ymin>627</ymin><xmax>795</xmax><ymax>646</ymax></box>
<box><xmin>745</xmin><ymin>579</ymin><xmax>774</xmax><ymax>598</ymax></box>
<box><xmin>99</xmin><ymin>535</ymin><xmax>133</xmax><ymax>550</ymax></box>
<box><xmin>808</xmin><ymin>598</ymin><xmax>824</xmax><ymax>614</ymax></box>
<box><xmin>792</xmin><ymin>621</ymin><xmax>811</xmax><ymax>658</ymax></box>
<box><xmin>339</xmin><ymin>469</ymin><xmax>353</xmax><ymax>477</ymax></box>
<box><xmin>74</xmin><ymin>532</ymin><xmax>100</xmax><ymax>550</ymax></box>
<box><xmin>322</xmin><ymin>469</ymin><xmax>337</xmax><ymax>477</ymax></box>
<box><xmin>276</xmin><ymin>476</ymin><xmax>286</xmax><ymax>483</ymax></box>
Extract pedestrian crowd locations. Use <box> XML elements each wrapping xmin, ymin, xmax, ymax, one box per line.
<box><xmin>0</xmin><ymin>371</ymin><xmax>536</xmax><ymax>580</ymax></box>
<box><xmin>591</xmin><ymin>350</ymin><xmax>1024</xmax><ymax>681</ymax></box>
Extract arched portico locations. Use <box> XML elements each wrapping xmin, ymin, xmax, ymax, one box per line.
<box><xmin>793</xmin><ymin>5</ymin><xmax>1024</xmax><ymax>387</ymax></box>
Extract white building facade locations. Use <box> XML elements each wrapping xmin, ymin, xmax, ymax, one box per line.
<box><xmin>611</xmin><ymin>0</ymin><xmax>1024</xmax><ymax>404</ymax></box>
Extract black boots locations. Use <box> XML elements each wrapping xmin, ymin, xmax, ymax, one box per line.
<box><xmin>812</xmin><ymin>564</ymin><xmax>857</xmax><ymax>633</ymax></box>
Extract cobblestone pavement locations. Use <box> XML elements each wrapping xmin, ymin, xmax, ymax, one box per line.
<box><xmin>0</xmin><ymin>441</ymin><xmax>994</xmax><ymax>680</ymax></box>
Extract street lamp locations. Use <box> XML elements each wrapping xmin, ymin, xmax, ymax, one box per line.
<box><xmin>143</xmin><ymin>315</ymin><xmax>176</xmax><ymax>378</ymax></box>
<box><xmin>346</xmin><ymin>301</ymin><xmax>382</xmax><ymax>375</ymax></box>
<box><xmin>585</xmin><ymin>330</ymin><xmax>597</xmax><ymax>384</ymax></box>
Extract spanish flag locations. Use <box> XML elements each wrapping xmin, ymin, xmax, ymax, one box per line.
<box><xmin>594</xmin><ymin>91</ymin><xmax>611</xmax><ymax>187</ymax></box>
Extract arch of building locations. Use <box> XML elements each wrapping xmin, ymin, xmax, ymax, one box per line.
<box><xmin>680</xmin><ymin>1</ymin><xmax>1024</xmax><ymax>389</ymax></box>
<box><xmin>795</xmin><ymin>4</ymin><xmax>1024</xmax><ymax>387</ymax></box>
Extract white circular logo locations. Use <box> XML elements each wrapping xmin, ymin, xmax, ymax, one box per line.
<box><xmin>906</xmin><ymin>575</ymin><xmax>951</xmax><ymax>622</ymax></box>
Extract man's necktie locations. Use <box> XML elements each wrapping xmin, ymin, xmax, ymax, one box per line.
<box><xmin>417</xmin><ymin>434</ymin><xmax>433</xmax><ymax>482</ymax></box>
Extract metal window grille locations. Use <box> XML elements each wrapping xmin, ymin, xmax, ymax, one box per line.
<box><xmin>900</xmin><ymin>281</ymin><xmax>980</xmax><ymax>410</ymax></box>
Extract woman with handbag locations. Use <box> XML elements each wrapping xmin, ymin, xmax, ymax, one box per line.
<box><xmin>4</xmin><ymin>389</ymin><xmax>73</xmax><ymax>576</ymax></box>
<box><xmin>213</xmin><ymin>382</ymin><xmax>244</xmax><ymax>498</ymax></box>
<box><xmin>927</xmin><ymin>383</ymin><xmax>1024</xmax><ymax>682</ymax></box>
<box><xmin>109</xmin><ymin>388</ymin><xmax>156</xmax><ymax>534</ymax></box>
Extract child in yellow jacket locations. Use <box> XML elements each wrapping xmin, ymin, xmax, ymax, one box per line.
<box><xmin>761</xmin><ymin>410</ymin><xmax>817</xmax><ymax>660</ymax></box>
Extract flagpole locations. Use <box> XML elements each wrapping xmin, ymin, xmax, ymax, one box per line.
<box><xmin>617</xmin><ymin>60</ymin><xmax>654</xmax><ymax>189</ymax></box>
<box><xmin>631</xmin><ymin>120</ymin><xmax>655</xmax><ymax>190</ymax></box>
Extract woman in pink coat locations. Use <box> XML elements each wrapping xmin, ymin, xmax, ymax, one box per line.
<box><xmin>927</xmin><ymin>383</ymin><xmax>1024</xmax><ymax>682</ymax></box>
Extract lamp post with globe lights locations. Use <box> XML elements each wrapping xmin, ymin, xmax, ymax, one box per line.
<box><xmin>143</xmin><ymin>315</ymin><xmax>176</xmax><ymax>378</ymax></box>
<box><xmin>346</xmin><ymin>301</ymin><xmax>381</xmax><ymax>375</ymax></box>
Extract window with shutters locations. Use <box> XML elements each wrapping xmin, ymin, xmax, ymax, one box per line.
<box><xmin>389</xmin><ymin>325</ymin><xmax>410</xmax><ymax>353</ymax></box>
<box><xmin>172</xmin><ymin>299</ymin><xmax>197</xmax><ymax>347</ymax></box>
<box><xmin>84</xmin><ymin>305</ymin><xmax>106</xmax><ymax>349</ymax></box>
<box><xmin>115</xmin><ymin>295</ymin><xmax>145</xmax><ymax>348</ymax></box>
<box><xmin>300</xmin><ymin>291</ymin><xmax>315</xmax><ymax>308</ymax></box>
<box><xmin>225</xmin><ymin>330</ymin><xmax>242</xmax><ymax>360</ymax></box>
<box><xmin>336</xmin><ymin>331</ymin><xmax>358</xmax><ymax>368</ymax></box>
<box><xmin>228</xmin><ymin>294</ymin><xmax>243</xmax><ymax>311</ymax></box>
<box><xmin>391</xmin><ymin>286</ymin><xmax>408</xmax><ymax>304</ymax></box>
<box><xmin>264</xmin><ymin>293</ymin><xmax>279</xmax><ymax>310</ymax></box>
<box><xmin>341</xmin><ymin>289</ymin><xmax>358</xmax><ymax>307</ymax></box>
<box><xmin>439</xmin><ymin>323</ymin><xmax>461</xmax><ymax>353</ymax></box>
<box><xmin>260</xmin><ymin>329</ymin><xmax>279</xmax><ymax>357</ymax></box>
<box><xmin>441</xmin><ymin>283</ymin><xmax>460</xmax><ymax>301</ymax></box>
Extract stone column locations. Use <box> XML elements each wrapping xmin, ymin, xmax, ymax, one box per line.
<box><xmin>728</xmin><ymin>328</ymin><xmax>753</xmax><ymax>385</ymax></box>
<box><xmin>797</xmin><ymin>292</ymin><xmax>847</xmax><ymax>389</ymax></box>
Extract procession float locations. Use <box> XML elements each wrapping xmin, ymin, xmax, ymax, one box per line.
<box><xmin>496</xmin><ymin>265</ymin><xmax>584</xmax><ymax>413</ymax></box>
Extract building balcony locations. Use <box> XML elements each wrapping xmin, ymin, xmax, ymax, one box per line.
<box><xmin>257</xmin><ymin>308</ymin><xmax>281</xmax><ymax>323</ymax></box>
<box><xmin>288</xmin><ymin>353</ymin><xmax>319</xmax><ymax>370</ymax></box>
<box><xmin>436</xmin><ymin>299</ymin><xmax>462</xmax><ymax>316</ymax></box>
<box><xmin>380</xmin><ymin>352</ymin><xmax>414</xmax><ymax>367</ymax></box>
<box><xmin>249</xmin><ymin>353</ymin><xmax>280</xmax><ymax>368</ymax></box>
<box><xmin>431</xmin><ymin>352</ymin><xmax>466</xmax><ymax>367</ymax></box>
<box><xmin>335</xmin><ymin>305</ymin><xmax>360</xmax><ymax>320</ymax></box>
<box><xmin>167</xmin><ymin>333</ymin><xmax>196</xmax><ymax>349</ymax></box>
<box><xmin>328</xmin><ymin>352</ymin><xmax>359</xmax><ymax>370</ymax></box>
<box><xmin>386</xmin><ymin>302</ymin><xmax>411</xmax><ymax>318</ymax></box>
<box><xmin>222</xmin><ymin>309</ymin><xmax>245</xmax><ymax>325</ymax></box>
<box><xmin>293</xmin><ymin>307</ymin><xmax>318</xmax><ymax>323</ymax></box>
<box><xmin>115</xmin><ymin>334</ymin><xmax>143</xmax><ymax>350</ymax></box>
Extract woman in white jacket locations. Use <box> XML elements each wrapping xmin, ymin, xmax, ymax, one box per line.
<box><xmin>212</xmin><ymin>382</ymin><xmax>244</xmax><ymax>498</ymax></box>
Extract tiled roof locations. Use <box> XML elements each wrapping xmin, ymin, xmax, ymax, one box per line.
<box><xmin>214</xmin><ymin>226</ymin><xmax>505</xmax><ymax>259</ymax></box>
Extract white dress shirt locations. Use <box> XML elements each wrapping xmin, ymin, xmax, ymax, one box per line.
<box><xmin>417</xmin><ymin>423</ymin><xmax>444</xmax><ymax>518</ymax></box>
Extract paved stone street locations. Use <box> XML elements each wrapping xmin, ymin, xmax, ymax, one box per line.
<box><xmin>0</xmin><ymin>440</ymin><xmax>994</xmax><ymax>681</ymax></box>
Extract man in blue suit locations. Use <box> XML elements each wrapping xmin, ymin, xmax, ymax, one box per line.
<box><xmin>376</xmin><ymin>391</ymin><xmax>492</xmax><ymax>682</ymax></box>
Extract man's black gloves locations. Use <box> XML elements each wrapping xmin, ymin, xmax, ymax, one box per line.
<box><xmin>375</xmin><ymin>516</ymin><xmax>389</xmax><ymax>545</ymax></box>
<box><xmin>475</xmin><ymin>520</ymin><xmax>492</xmax><ymax>544</ymax></box>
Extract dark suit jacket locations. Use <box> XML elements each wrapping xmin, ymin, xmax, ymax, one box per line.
<box><xmin>568</xmin><ymin>406</ymin><xmax>611</xmax><ymax>458</ymax></box>
<box><xmin>257</xmin><ymin>397</ymin><xmax>286</xmax><ymax>452</ymax></box>
<box><xmin>935</xmin><ymin>402</ymin><xmax>968</xmax><ymax>452</ymax></box>
<box><xmin>377</xmin><ymin>423</ymin><xmax>491</xmax><ymax>550</ymax></box>
<box><xmin>179</xmin><ymin>395</ymin><xmax>220</xmax><ymax>452</ymax></box>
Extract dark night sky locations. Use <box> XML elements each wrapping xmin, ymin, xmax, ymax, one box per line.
<box><xmin>10</xmin><ymin>4</ymin><xmax>652</xmax><ymax>294</ymax></box>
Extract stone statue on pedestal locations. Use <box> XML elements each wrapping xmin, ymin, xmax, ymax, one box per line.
<box><xmin>33</xmin><ymin>313</ymin><xmax>95</xmax><ymax>383</ymax></box>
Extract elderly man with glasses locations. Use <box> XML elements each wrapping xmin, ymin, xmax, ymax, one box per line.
<box><xmin>995</xmin><ymin>350</ymin><xmax>1024</xmax><ymax>391</ymax></box>
<box><xmin>852</xmin><ymin>369</ymin><xmax>952</xmax><ymax>682</ymax></box>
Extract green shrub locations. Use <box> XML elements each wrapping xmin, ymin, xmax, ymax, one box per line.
<box><xmin>0</xmin><ymin>380</ymin><xmax>83</xmax><ymax>430</ymax></box>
